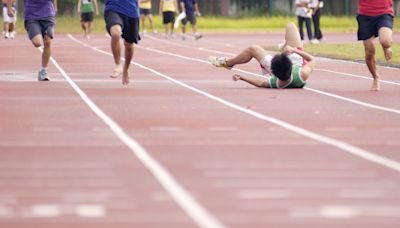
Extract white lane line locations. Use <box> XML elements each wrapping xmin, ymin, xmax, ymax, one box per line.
<box><xmin>305</xmin><ymin>88</ymin><xmax>400</xmax><ymax>115</ymax></box>
<box><xmin>324</xmin><ymin>127</ymin><xmax>355</xmax><ymax>132</ymax></box>
<box><xmin>42</xmin><ymin>44</ymin><xmax>226</xmax><ymax>228</ymax></box>
<box><xmin>290</xmin><ymin>205</ymin><xmax>400</xmax><ymax>219</ymax></box>
<box><xmin>31</xmin><ymin>204</ymin><xmax>62</xmax><ymax>217</ymax></box>
<box><xmin>150</xmin><ymin>126</ymin><xmax>181</xmax><ymax>132</ymax></box>
<box><xmin>316</xmin><ymin>68</ymin><xmax>400</xmax><ymax>86</ymax></box>
<box><xmin>235</xmin><ymin>189</ymin><xmax>291</xmax><ymax>199</ymax></box>
<box><xmin>76</xmin><ymin>204</ymin><xmax>106</xmax><ymax>217</ymax></box>
<box><xmin>68</xmin><ymin>35</ymin><xmax>400</xmax><ymax>173</ymax></box>
<box><xmin>138</xmin><ymin>42</ymin><xmax>400</xmax><ymax>115</ymax></box>
<box><xmin>317</xmin><ymin>55</ymin><xmax>400</xmax><ymax>71</ymax></box>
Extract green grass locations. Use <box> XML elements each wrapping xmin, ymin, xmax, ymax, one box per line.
<box><xmin>12</xmin><ymin>15</ymin><xmax>399</xmax><ymax>33</ymax></box>
<box><xmin>196</xmin><ymin>16</ymin><xmax>363</xmax><ymax>32</ymax></box>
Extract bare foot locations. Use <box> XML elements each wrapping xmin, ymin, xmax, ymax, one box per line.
<box><xmin>110</xmin><ymin>65</ymin><xmax>122</xmax><ymax>78</ymax></box>
<box><xmin>383</xmin><ymin>47</ymin><xmax>392</xmax><ymax>61</ymax></box>
<box><xmin>370</xmin><ymin>79</ymin><xmax>380</xmax><ymax>91</ymax></box>
<box><xmin>122</xmin><ymin>70</ymin><xmax>130</xmax><ymax>85</ymax></box>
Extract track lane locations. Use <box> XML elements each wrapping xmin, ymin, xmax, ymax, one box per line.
<box><xmin>65</xmin><ymin>34</ymin><xmax>397</xmax><ymax>227</ymax></box>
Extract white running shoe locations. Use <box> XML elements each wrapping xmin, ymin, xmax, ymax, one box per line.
<box><xmin>208</xmin><ymin>56</ymin><xmax>232</xmax><ymax>70</ymax></box>
<box><xmin>194</xmin><ymin>33</ymin><xmax>203</xmax><ymax>40</ymax></box>
<box><xmin>310</xmin><ymin>39</ymin><xmax>320</xmax><ymax>44</ymax></box>
<box><xmin>4</xmin><ymin>32</ymin><xmax>10</xmax><ymax>39</ymax></box>
<box><xmin>38</xmin><ymin>68</ymin><xmax>50</xmax><ymax>81</ymax></box>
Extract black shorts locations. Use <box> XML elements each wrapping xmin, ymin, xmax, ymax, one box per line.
<box><xmin>139</xmin><ymin>8</ymin><xmax>151</xmax><ymax>16</ymax></box>
<box><xmin>81</xmin><ymin>12</ymin><xmax>94</xmax><ymax>22</ymax></box>
<box><xmin>104</xmin><ymin>10</ymin><xmax>140</xmax><ymax>44</ymax></box>
<box><xmin>24</xmin><ymin>17</ymin><xmax>55</xmax><ymax>40</ymax></box>
<box><xmin>357</xmin><ymin>14</ymin><xmax>393</xmax><ymax>40</ymax></box>
<box><xmin>163</xmin><ymin>11</ymin><xmax>175</xmax><ymax>24</ymax></box>
<box><xmin>181</xmin><ymin>12</ymin><xmax>196</xmax><ymax>25</ymax></box>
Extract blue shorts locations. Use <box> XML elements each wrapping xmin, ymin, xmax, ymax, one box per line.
<box><xmin>24</xmin><ymin>17</ymin><xmax>55</xmax><ymax>40</ymax></box>
<box><xmin>182</xmin><ymin>12</ymin><xmax>196</xmax><ymax>25</ymax></box>
<box><xmin>357</xmin><ymin>14</ymin><xmax>393</xmax><ymax>40</ymax></box>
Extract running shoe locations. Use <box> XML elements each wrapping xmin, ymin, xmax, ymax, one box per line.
<box><xmin>194</xmin><ymin>33</ymin><xmax>203</xmax><ymax>40</ymax></box>
<box><xmin>208</xmin><ymin>56</ymin><xmax>232</xmax><ymax>70</ymax></box>
<box><xmin>38</xmin><ymin>68</ymin><xmax>50</xmax><ymax>81</ymax></box>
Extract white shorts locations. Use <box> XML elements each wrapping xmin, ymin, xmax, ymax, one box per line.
<box><xmin>288</xmin><ymin>53</ymin><xmax>304</xmax><ymax>66</ymax></box>
<box><xmin>260</xmin><ymin>54</ymin><xmax>273</xmax><ymax>75</ymax></box>
<box><xmin>3</xmin><ymin>7</ymin><xmax>17</xmax><ymax>23</ymax></box>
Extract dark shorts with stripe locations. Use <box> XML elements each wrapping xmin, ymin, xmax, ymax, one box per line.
<box><xmin>104</xmin><ymin>10</ymin><xmax>140</xmax><ymax>44</ymax></box>
<box><xmin>163</xmin><ymin>11</ymin><xmax>175</xmax><ymax>24</ymax></box>
<box><xmin>24</xmin><ymin>16</ymin><xmax>55</xmax><ymax>40</ymax></box>
<box><xmin>81</xmin><ymin>12</ymin><xmax>94</xmax><ymax>22</ymax></box>
<box><xmin>357</xmin><ymin>14</ymin><xmax>393</xmax><ymax>40</ymax></box>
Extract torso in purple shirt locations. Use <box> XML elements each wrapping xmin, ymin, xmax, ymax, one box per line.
<box><xmin>24</xmin><ymin>0</ymin><xmax>55</xmax><ymax>20</ymax></box>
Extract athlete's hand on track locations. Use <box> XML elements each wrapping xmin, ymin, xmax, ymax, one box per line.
<box><xmin>232</xmin><ymin>74</ymin><xmax>241</xmax><ymax>81</ymax></box>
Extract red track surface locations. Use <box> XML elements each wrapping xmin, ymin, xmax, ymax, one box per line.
<box><xmin>1</xmin><ymin>32</ymin><xmax>400</xmax><ymax>228</ymax></box>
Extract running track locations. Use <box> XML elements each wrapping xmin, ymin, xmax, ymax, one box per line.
<box><xmin>0</xmin><ymin>32</ymin><xmax>400</xmax><ymax>228</ymax></box>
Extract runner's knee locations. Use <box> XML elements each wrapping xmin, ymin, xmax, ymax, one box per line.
<box><xmin>31</xmin><ymin>36</ymin><xmax>43</xmax><ymax>48</ymax></box>
<box><xmin>110</xmin><ymin>25</ymin><xmax>122</xmax><ymax>39</ymax></box>
<box><xmin>286</xmin><ymin>22</ymin><xmax>296</xmax><ymax>30</ymax></box>
<box><xmin>247</xmin><ymin>45</ymin><xmax>262</xmax><ymax>54</ymax></box>
<box><xmin>43</xmin><ymin>37</ymin><xmax>52</xmax><ymax>47</ymax></box>
<box><xmin>379</xmin><ymin>37</ymin><xmax>392</xmax><ymax>49</ymax></box>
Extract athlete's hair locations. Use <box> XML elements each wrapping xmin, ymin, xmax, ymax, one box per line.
<box><xmin>271</xmin><ymin>53</ymin><xmax>292</xmax><ymax>81</ymax></box>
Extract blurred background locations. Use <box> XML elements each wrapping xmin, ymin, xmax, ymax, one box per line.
<box><xmin>13</xmin><ymin>0</ymin><xmax>400</xmax><ymax>17</ymax></box>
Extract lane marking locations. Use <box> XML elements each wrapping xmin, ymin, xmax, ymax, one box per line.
<box><xmin>235</xmin><ymin>189</ymin><xmax>291</xmax><ymax>199</ymax></box>
<box><xmin>31</xmin><ymin>204</ymin><xmax>62</xmax><ymax>217</ymax></box>
<box><xmin>76</xmin><ymin>204</ymin><xmax>106</xmax><ymax>218</ymax></box>
<box><xmin>290</xmin><ymin>205</ymin><xmax>400</xmax><ymax>219</ymax></box>
<box><xmin>68</xmin><ymin>35</ymin><xmax>400</xmax><ymax>172</ymax></box>
<box><xmin>316</xmin><ymin>68</ymin><xmax>400</xmax><ymax>86</ymax></box>
<box><xmin>139</xmin><ymin>39</ymin><xmax>400</xmax><ymax>115</ymax></box>
<box><xmin>324</xmin><ymin>127</ymin><xmax>355</xmax><ymax>132</ymax></box>
<box><xmin>150</xmin><ymin>126</ymin><xmax>181</xmax><ymax>132</ymax></box>
<box><xmin>41</xmin><ymin>45</ymin><xmax>227</xmax><ymax>228</ymax></box>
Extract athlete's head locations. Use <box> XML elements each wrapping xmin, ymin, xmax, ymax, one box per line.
<box><xmin>271</xmin><ymin>53</ymin><xmax>292</xmax><ymax>81</ymax></box>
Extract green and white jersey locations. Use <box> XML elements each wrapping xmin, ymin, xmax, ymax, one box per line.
<box><xmin>81</xmin><ymin>0</ymin><xmax>94</xmax><ymax>13</ymax></box>
<box><xmin>268</xmin><ymin>65</ymin><xmax>306</xmax><ymax>89</ymax></box>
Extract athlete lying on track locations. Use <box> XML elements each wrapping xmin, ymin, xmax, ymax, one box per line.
<box><xmin>209</xmin><ymin>22</ymin><xmax>316</xmax><ymax>89</ymax></box>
